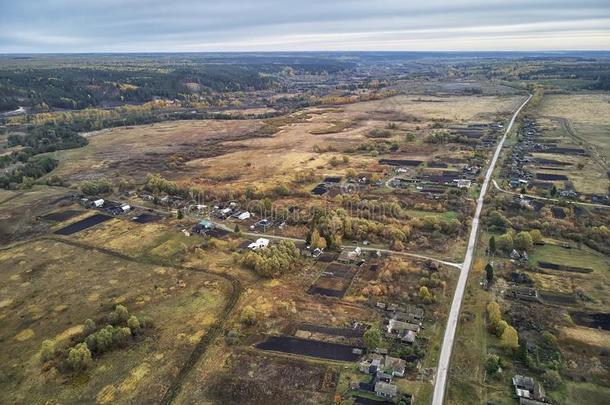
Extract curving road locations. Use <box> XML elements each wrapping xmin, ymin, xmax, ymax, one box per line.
<box><xmin>432</xmin><ymin>94</ymin><xmax>532</xmax><ymax>405</ymax></box>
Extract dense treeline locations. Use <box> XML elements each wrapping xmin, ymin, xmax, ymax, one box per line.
<box><xmin>0</xmin><ymin>155</ymin><xmax>58</xmax><ymax>188</ymax></box>
<box><xmin>0</xmin><ymin>55</ymin><xmax>353</xmax><ymax>112</ymax></box>
<box><xmin>487</xmin><ymin>194</ymin><xmax>610</xmax><ymax>254</ymax></box>
<box><xmin>0</xmin><ymin>120</ymin><xmax>87</xmax><ymax>188</ymax></box>
<box><xmin>6</xmin><ymin>100</ymin><xmax>280</xmax><ymax>138</ymax></box>
<box><xmin>0</xmin><ymin>65</ymin><xmax>272</xmax><ymax>111</ymax></box>
<box><xmin>7</xmin><ymin>122</ymin><xmax>88</xmax><ymax>153</ymax></box>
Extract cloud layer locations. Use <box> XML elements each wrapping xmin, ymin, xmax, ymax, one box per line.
<box><xmin>1</xmin><ymin>0</ymin><xmax>609</xmax><ymax>52</ymax></box>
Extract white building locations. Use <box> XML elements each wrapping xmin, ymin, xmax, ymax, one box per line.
<box><xmin>455</xmin><ymin>179</ymin><xmax>472</xmax><ymax>189</ymax></box>
<box><xmin>248</xmin><ymin>238</ymin><xmax>270</xmax><ymax>250</ymax></box>
<box><xmin>237</xmin><ymin>211</ymin><xmax>251</xmax><ymax>220</ymax></box>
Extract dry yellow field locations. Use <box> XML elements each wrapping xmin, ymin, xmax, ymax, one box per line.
<box><xmin>538</xmin><ymin>94</ymin><xmax>610</xmax><ymax>125</ymax></box>
<box><xmin>0</xmin><ymin>239</ymin><xmax>230</xmax><ymax>404</ymax></box>
<box><xmin>343</xmin><ymin>94</ymin><xmax>523</xmax><ymax>121</ymax></box>
<box><xmin>51</xmin><ymin>95</ymin><xmax>523</xmax><ymax>190</ymax></box>
<box><xmin>560</xmin><ymin>326</ymin><xmax>610</xmax><ymax>349</ymax></box>
<box><xmin>538</xmin><ymin>93</ymin><xmax>610</xmax><ymax>161</ymax></box>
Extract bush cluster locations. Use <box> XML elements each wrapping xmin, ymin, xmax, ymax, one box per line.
<box><xmin>241</xmin><ymin>240</ymin><xmax>301</xmax><ymax>278</ymax></box>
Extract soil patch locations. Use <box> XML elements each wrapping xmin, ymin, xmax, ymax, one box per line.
<box><xmin>256</xmin><ymin>336</ymin><xmax>362</xmax><ymax>361</ymax></box>
<box><xmin>571</xmin><ymin>312</ymin><xmax>610</xmax><ymax>331</ymax></box>
<box><xmin>132</xmin><ymin>213</ymin><xmax>162</xmax><ymax>223</ymax></box>
<box><xmin>551</xmin><ymin>207</ymin><xmax>566</xmax><ymax>219</ymax></box>
<box><xmin>539</xmin><ymin>261</ymin><xmax>593</xmax><ymax>274</ymax></box>
<box><xmin>540</xmin><ymin>290</ymin><xmax>578</xmax><ymax>305</ymax></box>
<box><xmin>533</xmin><ymin>158</ymin><xmax>573</xmax><ymax>166</ymax></box>
<box><xmin>41</xmin><ymin>210</ymin><xmax>84</xmax><ymax>222</ymax></box>
<box><xmin>54</xmin><ymin>214</ymin><xmax>113</xmax><ymax>235</ymax></box>
<box><xmin>379</xmin><ymin>159</ymin><xmax>423</xmax><ymax>167</ymax></box>
<box><xmin>308</xmin><ymin>263</ymin><xmax>358</xmax><ymax>298</ymax></box>
<box><xmin>296</xmin><ymin>323</ymin><xmax>365</xmax><ymax>338</ymax></box>
<box><xmin>536</xmin><ymin>173</ymin><xmax>568</xmax><ymax>181</ymax></box>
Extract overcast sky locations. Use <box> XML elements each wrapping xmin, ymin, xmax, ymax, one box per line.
<box><xmin>1</xmin><ymin>0</ymin><xmax>610</xmax><ymax>52</ymax></box>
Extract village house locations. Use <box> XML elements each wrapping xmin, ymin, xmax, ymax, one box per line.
<box><xmin>387</xmin><ymin>319</ymin><xmax>421</xmax><ymax>334</ymax></box>
<box><xmin>512</xmin><ymin>375</ymin><xmax>546</xmax><ymax>402</ymax></box>
<box><xmin>455</xmin><ymin>178</ymin><xmax>472</xmax><ymax>189</ymax></box>
<box><xmin>337</xmin><ymin>247</ymin><xmax>362</xmax><ymax>264</ymax></box>
<box><xmin>192</xmin><ymin>219</ymin><xmax>214</xmax><ymax>234</ymax></box>
<box><xmin>386</xmin><ymin>317</ymin><xmax>421</xmax><ymax>344</ymax></box>
<box><xmin>359</xmin><ymin>354</ymin><xmax>384</xmax><ymax>374</ymax></box>
<box><xmin>374</xmin><ymin>381</ymin><xmax>397</xmax><ymax>399</ymax></box>
<box><xmin>391</xmin><ymin>311</ymin><xmax>422</xmax><ymax>325</ymax></box>
<box><xmin>384</xmin><ymin>356</ymin><xmax>407</xmax><ymax>377</ymax></box>
<box><xmin>507</xmin><ymin>287</ymin><xmax>540</xmax><ymax>302</ymax></box>
<box><xmin>359</xmin><ymin>355</ymin><xmax>406</xmax><ymax>377</ymax></box>
<box><xmin>374</xmin><ymin>371</ymin><xmax>393</xmax><ymax>383</ymax></box>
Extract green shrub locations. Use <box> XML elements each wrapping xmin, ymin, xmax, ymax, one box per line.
<box><xmin>67</xmin><ymin>343</ymin><xmax>92</xmax><ymax>371</ymax></box>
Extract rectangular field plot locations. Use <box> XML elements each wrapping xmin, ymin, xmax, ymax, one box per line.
<box><xmin>256</xmin><ymin>336</ymin><xmax>362</xmax><ymax>361</ymax></box>
<box><xmin>571</xmin><ymin>312</ymin><xmax>610</xmax><ymax>331</ymax></box>
<box><xmin>538</xmin><ymin>261</ymin><xmax>593</xmax><ymax>274</ymax></box>
<box><xmin>307</xmin><ymin>263</ymin><xmax>358</xmax><ymax>298</ymax></box>
<box><xmin>54</xmin><ymin>213</ymin><xmax>113</xmax><ymax>235</ymax></box>
<box><xmin>41</xmin><ymin>210</ymin><xmax>84</xmax><ymax>222</ymax></box>
<box><xmin>535</xmin><ymin>173</ymin><xmax>568</xmax><ymax>181</ymax></box>
<box><xmin>131</xmin><ymin>213</ymin><xmax>161</xmax><ymax>223</ymax></box>
<box><xmin>296</xmin><ymin>323</ymin><xmax>365</xmax><ymax>338</ymax></box>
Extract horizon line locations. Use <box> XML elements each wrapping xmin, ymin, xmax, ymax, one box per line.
<box><xmin>2</xmin><ymin>49</ymin><xmax>610</xmax><ymax>55</ymax></box>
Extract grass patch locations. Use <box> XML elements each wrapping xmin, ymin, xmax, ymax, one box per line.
<box><xmin>404</xmin><ymin>209</ymin><xmax>458</xmax><ymax>222</ymax></box>
<box><xmin>310</xmin><ymin>120</ymin><xmax>355</xmax><ymax>135</ymax></box>
<box><xmin>529</xmin><ymin>243</ymin><xmax>609</xmax><ymax>275</ymax></box>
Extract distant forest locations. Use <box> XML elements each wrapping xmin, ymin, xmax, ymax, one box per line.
<box><xmin>0</xmin><ymin>55</ymin><xmax>354</xmax><ymax>112</ymax></box>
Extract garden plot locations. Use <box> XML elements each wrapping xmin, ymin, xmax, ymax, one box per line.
<box><xmin>131</xmin><ymin>213</ymin><xmax>161</xmax><ymax>223</ymax></box>
<box><xmin>538</xmin><ymin>261</ymin><xmax>593</xmax><ymax>274</ymax></box>
<box><xmin>293</xmin><ymin>323</ymin><xmax>365</xmax><ymax>346</ymax></box>
<box><xmin>256</xmin><ymin>336</ymin><xmax>362</xmax><ymax>361</ymax></box>
<box><xmin>201</xmin><ymin>352</ymin><xmax>337</xmax><ymax>405</ymax></box>
<box><xmin>54</xmin><ymin>213</ymin><xmax>113</xmax><ymax>235</ymax></box>
<box><xmin>535</xmin><ymin>173</ymin><xmax>568</xmax><ymax>181</ymax></box>
<box><xmin>41</xmin><ymin>209</ymin><xmax>84</xmax><ymax>222</ymax></box>
<box><xmin>308</xmin><ymin>263</ymin><xmax>359</xmax><ymax>298</ymax></box>
<box><xmin>570</xmin><ymin>312</ymin><xmax>610</xmax><ymax>331</ymax></box>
